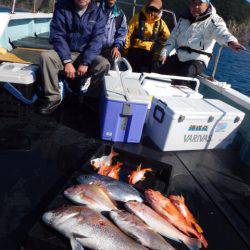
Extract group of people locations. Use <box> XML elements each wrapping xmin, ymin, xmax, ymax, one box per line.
<box><xmin>37</xmin><ymin>0</ymin><xmax>245</xmax><ymax>115</ymax></box>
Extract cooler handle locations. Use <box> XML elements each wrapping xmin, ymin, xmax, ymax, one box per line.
<box><xmin>3</xmin><ymin>82</ymin><xmax>37</xmax><ymax>105</ymax></box>
<box><xmin>114</xmin><ymin>58</ymin><xmax>132</xmax><ymax>102</ymax></box>
<box><xmin>139</xmin><ymin>73</ymin><xmax>200</xmax><ymax>92</ymax></box>
<box><xmin>114</xmin><ymin>57</ymin><xmax>132</xmax><ymax>73</ymax></box>
<box><xmin>153</xmin><ymin>105</ymin><xmax>165</xmax><ymax>123</ymax></box>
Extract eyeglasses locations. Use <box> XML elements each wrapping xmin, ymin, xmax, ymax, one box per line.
<box><xmin>146</xmin><ymin>6</ymin><xmax>161</xmax><ymax>14</ymax></box>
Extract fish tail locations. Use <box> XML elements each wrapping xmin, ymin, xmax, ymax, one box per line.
<box><xmin>109</xmin><ymin>148</ymin><xmax>118</xmax><ymax>159</ymax></box>
<box><xmin>182</xmin><ymin>236</ymin><xmax>201</xmax><ymax>250</ymax></box>
<box><xmin>198</xmin><ymin>233</ymin><xmax>208</xmax><ymax>248</ymax></box>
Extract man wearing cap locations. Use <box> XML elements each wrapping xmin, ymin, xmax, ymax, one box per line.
<box><xmin>155</xmin><ymin>0</ymin><xmax>245</xmax><ymax>89</ymax></box>
<box><xmin>124</xmin><ymin>0</ymin><xmax>170</xmax><ymax>73</ymax></box>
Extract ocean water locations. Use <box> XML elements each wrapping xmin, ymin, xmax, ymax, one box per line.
<box><xmin>207</xmin><ymin>45</ymin><xmax>250</xmax><ymax>97</ymax></box>
<box><xmin>0</xmin><ymin>7</ymin><xmax>249</xmax><ymax>96</ymax></box>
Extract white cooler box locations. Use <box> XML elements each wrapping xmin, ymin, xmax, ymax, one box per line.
<box><xmin>146</xmin><ymin>97</ymin><xmax>245</xmax><ymax>151</ymax></box>
<box><xmin>0</xmin><ymin>62</ymin><xmax>38</xmax><ymax>117</ymax></box>
<box><xmin>140</xmin><ymin>73</ymin><xmax>203</xmax><ymax>103</ymax></box>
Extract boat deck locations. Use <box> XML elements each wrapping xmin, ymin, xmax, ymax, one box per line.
<box><xmin>0</xmin><ymin>104</ymin><xmax>249</xmax><ymax>250</ymax></box>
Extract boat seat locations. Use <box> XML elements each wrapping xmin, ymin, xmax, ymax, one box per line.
<box><xmin>35</xmin><ymin>32</ymin><xmax>50</xmax><ymax>39</ymax></box>
<box><xmin>11</xmin><ymin>36</ymin><xmax>53</xmax><ymax>50</ymax></box>
<box><xmin>0</xmin><ymin>47</ymin><xmax>45</xmax><ymax>65</ymax></box>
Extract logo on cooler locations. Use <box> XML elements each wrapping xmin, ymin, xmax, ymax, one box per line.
<box><xmin>188</xmin><ymin>125</ymin><xmax>208</xmax><ymax>132</ymax></box>
<box><xmin>215</xmin><ymin>122</ymin><xmax>228</xmax><ymax>132</ymax></box>
<box><xmin>184</xmin><ymin>134</ymin><xmax>212</xmax><ymax>143</ymax></box>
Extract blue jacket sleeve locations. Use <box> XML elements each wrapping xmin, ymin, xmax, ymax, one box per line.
<box><xmin>114</xmin><ymin>14</ymin><xmax>128</xmax><ymax>50</ymax></box>
<box><xmin>82</xmin><ymin>10</ymin><xmax>107</xmax><ymax>65</ymax></box>
<box><xmin>49</xmin><ymin>2</ymin><xmax>71</xmax><ymax>63</ymax></box>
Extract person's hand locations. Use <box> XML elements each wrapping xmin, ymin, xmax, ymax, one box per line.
<box><xmin>159</xmin><ymin>55</ymin><xmax>167</xmax><ymax>64</ymax></box>
<box><xmin>77</xmin><ymin>64</ymin><xmax>88</xmax><ymax>77</ymax></box>
<box><xmin>64</xmin><ymin>63</ymin><xmax>76</xmax><ymax>79</ymax></box>
<box><xmin>111</xmin><ymin>47</ymin><xmax>121</xmax><ymax>59</ymax></box>
<box><xmin>229</xmin><ymin>41</ymin><xmax>246</xmax><ymax>52</ymax></box>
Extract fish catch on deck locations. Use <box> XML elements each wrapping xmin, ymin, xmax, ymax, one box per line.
<box><xmin>145</xmin><ymin>190</ymin><xmax>208</xmax><ymax>248</ymax></box>
<box><xmin>64</xmin><ymin>184</ymin><xmax>117</xmax><ymax>212</ymax></box>
<box><xmin>91</xmin><ymin>149</ymin><xmax>118</xmax><ymax>170</ymax></box>
<box><xmin>110</xmin><ymin>210</ymin><xmax>175</xmax><ymax>250</ymax></box>
<box><xmin>42</xmin><ymin>206</ymin><xmax>147</xmax><ymax>250</ymax></box>
<box><xmin>169</xmin><ymin>195</ymin><xmax>203</xmax><ymax>234</ymax></box>
<box><xmin>128</xmin><ymin>164</ymin><xmax>152</xmax><ymax>185</ymax></box>
<box><xmin>97</xmin><ymin>162</ymin><xmax>123</xmax><ymax>180</ymax></box>
<box><xmin>125</xmin><ymin>201</ymin><xmax>201</xmax><ymax>250</ymax></box>
<box><xmin>77</xmin><ymin>174</ymin><xmax>143</xmax><ymax>202</ymax></box>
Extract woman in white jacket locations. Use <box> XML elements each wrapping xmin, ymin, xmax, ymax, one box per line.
<box><xmin>155</xmin><ymin>0</ymin><xmax>245</xmax><ymax>89</ymax></box>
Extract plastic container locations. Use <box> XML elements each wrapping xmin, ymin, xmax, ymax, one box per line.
<box><xmin>100</xmin><ymin>66</ymin><xmax>149</xmax><ymax>143</ymax></box>
<box><xmin>146</xmin><ymin>97</ymin><xmax>245</xmax><ymax>151</ymax></box>
<box><xmin>0</xmin><ymin>62</ymin><xmax>38</xmax><ymax>118</ymax></box>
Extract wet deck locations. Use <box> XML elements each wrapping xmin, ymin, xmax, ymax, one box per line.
<box><xmin>0</xmin><ymin>104</ymin><xmax>249</xmax><ymax>250</ymax></box>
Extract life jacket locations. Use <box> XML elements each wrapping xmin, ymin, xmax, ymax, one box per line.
<box><xmin>133</xmin><ymin>12</ymin><xmax>162</xmax><ymax>43</ymax></box>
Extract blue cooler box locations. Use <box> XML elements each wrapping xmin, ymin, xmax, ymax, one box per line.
<box><xmin>100</xmin><ymin>72</ymin><xmax>149</xmax><ymax>143</ymax></box>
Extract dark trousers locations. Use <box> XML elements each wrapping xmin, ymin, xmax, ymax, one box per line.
<box><xmin>154</xmin><ymin>54</ymin><xmax>206</xmax><ymax>89</ymax></box>
<box><xmin>127</xmin><ymin>48</ymin><xmax>154</xmax><ymax>73</ymax></box>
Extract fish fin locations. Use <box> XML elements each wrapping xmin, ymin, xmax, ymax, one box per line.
<box><xmin>182</xmin><ymin>236</ymin><xmax>201</xmax><ymax>250</ymax></box>
<box><xmin>70</xmin><ymin>237</ymin><xmax>84</xmax><ymax>250</ymax></box>
<box><xmin>194</xmin><ymin>223</ymin><xmax>203</xmax><ymax>234</ymax></box>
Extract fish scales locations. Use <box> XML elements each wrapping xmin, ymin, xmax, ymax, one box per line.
<box><xmin>125</xmin><ymin>202</ymin><xmax>201</xmax><ymax>250</ymax></box>
<box><xmin>64</xmin><ymin>184</ymin><xmax>117</xmax><ymax>212</ymax></box>
<box><xmin>77</xmin><ymin>174</ymin><xmax>143</xmax><ymax>202</ymax></box>
<box><xmin>110</xmin><ymin>210</ymin><xmax>175</xmax><ymax>250</ymax></box>
<box><xmin>43</xmin><ymin>206</ymin><xmax>147</xmax><ymax>250</ymax></box>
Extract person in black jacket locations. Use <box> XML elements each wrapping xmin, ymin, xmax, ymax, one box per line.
<box><xmin>38</xmin><ymin>0</ymin><xmax>109</xmax><ymax>115</ymax></box>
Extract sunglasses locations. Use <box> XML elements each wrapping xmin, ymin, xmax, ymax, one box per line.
<box><xmin>146</xmin><ymin>6</ymin><xmax>161</xmax><ymax>14</ymax></box>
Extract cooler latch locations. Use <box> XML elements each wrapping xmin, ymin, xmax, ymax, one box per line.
<box><xmin>122</xmin><ymin>103</ymin><xmax>132</xmax><ymax>116</ymax></box>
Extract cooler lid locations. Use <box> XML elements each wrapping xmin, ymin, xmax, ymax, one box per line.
<box><xmin>104</xmin><ymin>74</ymin><xmax>149</xmax><ymax>104</ymax></box>
<box><xmin>205</xmin><ymin>99</ymin><xmax>245</xmax><ymax>119</ymax></box>
<box><xmin>0</xmin><ymin>62</ymin><xmax>38</xmax><ymax>84</ymax></box>
<box><xmin>155</xmin><ymin>97</ymin><xmax>224</xmax><ymax>119</ymax></box>
<box><xmin>142</xmin><ymin>81</ymin><xmax>203</xmax><ymax>99</ymax></box>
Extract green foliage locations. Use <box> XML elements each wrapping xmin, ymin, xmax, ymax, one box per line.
<box><xmin>1</xmin><ymin>0</ymin><xmax>250</xmax><ymax>23</ymax></box>
<box><xmin>165</xmin><ymin>0</ymin><xmax>250</xmax><ymax>24</ymax></box>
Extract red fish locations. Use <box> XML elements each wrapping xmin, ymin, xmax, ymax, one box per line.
<box><xmin>169</xmin><ymin>195</ymin><xmax>203</xmax><ymax>234</ymax></box>
<box><xmin>107</xmin><ymin>162</ymin><xmax>122</xmax><ymax>180</ymax></box>
<box><xmin>91</xmin><ymin>148</ymin><xmax>118</xmax><ymax>170</ymax></box>
<box><xmin>145</xmin><ymin>189</ymin><xmax>208</xmax><ymax>248</ymax></box>
<box><xmin>128</xmin><ymin>164</ymin><xmax>152</xmax><ymax>185</ymax></box>
<box><xmin>98</xmin><ymin>165</ymin><xmax>112</xmax><ymax>176</ymax></box>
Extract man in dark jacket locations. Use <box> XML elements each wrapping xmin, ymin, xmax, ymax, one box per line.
<box><xmin>38</xmin><ymin>0</ymin><xmax>109</xmax><ymax>115</ymax></box>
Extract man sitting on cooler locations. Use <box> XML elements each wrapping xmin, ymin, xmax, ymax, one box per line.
<box><xmin>155</xmin><ymin>0</ymin><xmax>246</xmax><ymax>89</ymax></box>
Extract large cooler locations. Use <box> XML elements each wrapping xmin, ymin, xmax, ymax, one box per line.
<box><xmin>100</xmin><ymin>72</ymin><xmax>149</xmax><ymax>143</ymax></box>
<box><xmin>0</xmin><ymin>62</ymin><xmax>38</xmax><ymax>118</ymax></box>
<box><xmin>146</xmin><ymin>97</ymin><xmax>245</xmax><ymax>151</ymax></box>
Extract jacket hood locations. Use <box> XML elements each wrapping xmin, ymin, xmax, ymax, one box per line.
<box><xmin>180</xmin><ymin>4</ymin><xmax>216</xmax><ymax>23</ymax></box>
<box><xmin>141</xmin><ymin>6</ymin><xmax>162</xmax><ymax>23</ymax></box>
<box><xmin>100</xmin><ymin>0</ymin><xmax>120</xmax><ymax>17</ymax></box>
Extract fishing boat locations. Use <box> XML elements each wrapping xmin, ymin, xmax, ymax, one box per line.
<box><xmin>0</xmin><ymin>1</ymin><xmax>249</xmax><ymax>250</ymax></box>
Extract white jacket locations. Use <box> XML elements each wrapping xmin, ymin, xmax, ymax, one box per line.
<box><xmin>161</xmin><ymin>5</ymin><xmax>238</xmax><ymax>67</ymax></box>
